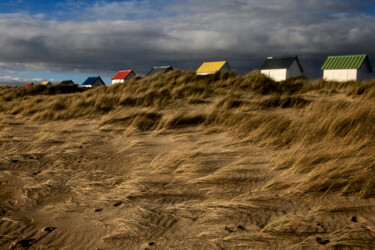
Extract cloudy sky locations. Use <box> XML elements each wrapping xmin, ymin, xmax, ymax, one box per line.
<box><xmin>0</xmin><ymin>0</ymin><xmax>374</xmax><ymax>85</ymax></box>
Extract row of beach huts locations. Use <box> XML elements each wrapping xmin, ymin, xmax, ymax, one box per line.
<box><xmin>24</xmin><ymin>54</ymin><xmax>373</xmax><ymax>88</ymax></box>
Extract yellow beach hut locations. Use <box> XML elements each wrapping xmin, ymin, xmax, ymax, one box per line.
<box><xmin>40</xmin><ymin>81</ymin><xmax>52</xmax><ymax>87</ymax></box>
<box><xmin>196</xmin><ymin>61</ymin><xmax>231</xmax><ymax>75</ymax></box>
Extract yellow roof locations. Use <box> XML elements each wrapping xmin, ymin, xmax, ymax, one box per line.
<box><xmin>41</xmin><ymin>81</ymin><xmax>51</xmax><ymax>85</ymax></box>
<box><xmin>196</xmin><ymin>61</ymin><xmax>227</xmax><ymax>74</ymax></box>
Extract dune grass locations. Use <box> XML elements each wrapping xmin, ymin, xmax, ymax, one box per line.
<box><xmin>1</xmin><ymin>70</ymin><xmax>375</xmax><ymax>198</ymax></box>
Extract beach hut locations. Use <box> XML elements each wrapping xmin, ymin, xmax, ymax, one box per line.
<box><xmin>25</xmin><ymin>82</ymin><xmax>34</xmax><ymax>88</ymax></box>
<box><xmin>82</xmin><ymin>76</ymin><xmax>105</xmax><ymax>88</ymax></box>
<box><xmin>146</xmin><ymin>66</ymin><xmax>173</xmax><ymax>77</ymax></box>
<box><xmin>321</xmin><ymin>54</ymin><xmax>372</xmax><ymax>82</ymax></box>
<box><xmin>260</xmin><ymin>56</ymin><xmax>303</xmax><ymax>81</ymax></box>
<box><xmin>40</xmin><ymin>81</ymin><xmax>52</xmax><ymax>87</ymax></box>
<box><xmin>111</xmin><ymin>70</ymin><xmax>135</xmax><ymax>84</ymax></box>
<box><xmin>60</xmin><ymin>80</ymin><xmax>75</xmax><ymax>85</ymax></box>
<box><xmin>196</xmin><ymin>61</ymin><xmax>231</xmax><ymax>75</ymax></box>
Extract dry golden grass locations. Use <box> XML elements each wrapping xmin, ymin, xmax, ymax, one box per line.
<box><xmin>1</xmin><ymin>71</ymin><xmax>375</xmax><ymax>198</ymax></box>
<box><xmin>0</xmin><ymin>71</ymin><xmax>375</xmax><ymax>197</ymax></box>
<box><xmin>1</xmin><ymin>71</ymin><xmax>375</xmax><ymax>248</ymax></box>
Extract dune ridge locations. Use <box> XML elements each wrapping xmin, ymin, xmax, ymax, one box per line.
<box><xmin>1</xmin><ymin>71</ymin><xmax>375</xmax><ymax>248</ymax></box>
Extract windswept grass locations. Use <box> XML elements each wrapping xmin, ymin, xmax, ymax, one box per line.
<box><xmin>303</xmin><ymin>78</ymin><xmax>375</xmax><ymax>99</ymax></box>
<box><xmin>164</xmin><ymin>113</ymin><xmax>206</xmax><ymax>129</ymax></box>
<box><xmin>100</xmin><ymin>109</ymin><xmax>162</xmax><ymax>131</ymax></box>
<box><xmin>1</xmin><ymin>70</ymin><xmax>375</xmax><ymax>198</ymax></box>
<box><xmin>0</xmin><ymin>84</ymin><xmax>84</xmax><ymax>102</ymax></box>
<box><xmin>257</xmin><ymin>94</ymin><xmax>310</xmax><ymax>108</ymax></box>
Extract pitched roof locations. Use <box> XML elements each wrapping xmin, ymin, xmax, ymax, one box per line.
<box><xmin>82</xmin><ymin>76</ymin><xmax>102</xmax><ymax>86</ymax></box>
<box><xmin>321</xmin><ymin>54</ymin><xmax>372</xmax><ymax>72</ymax></box>
<box><xmin>261</xmin><ymin>56</ymin><xmax>303</xmax><ymax>72</ymax></box>
<box><xmin>196</xmin><ymin>61</ymin><xmax>228</xmax><ymax>74</ymax></box>
<box><xmin>112</xmin><ymin>70</ymin><xmax>135</xmax><ymax>80</ymax></box>
<box><xmin>25</xmin><ymin>82</ymin><xmax>33</xmax><ymax>87</ymax></box>
<box><xmin>41</xmin><ymin>81</ymin><xmax>51</xmax><ymax>85</ymax></box>
<box><xmin>60</xmin><ymin>80</ymin><xmax>75</xmax><ymax>85</ymax></box>
<box><xmin>146</xmin><ymin>66</ymin><xmax>173</xmax><ymax>77</ymax></box>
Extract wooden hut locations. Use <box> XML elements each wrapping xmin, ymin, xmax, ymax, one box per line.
<box><xmin>111</xmin><ymin>70</ymin><xmax>135</xmax><ymax>84</ymax></box>
<box><xmin>146</xmin><ymin>66</ymin><xmax>173</xmax><ymax>77</ymax></box>
<box><xmin>82</xmin><ymin>76</ymin><xmax>105</xmax><ymax>88</ymax></box>
<box><xmin>260</xmin><ymin>56</ymin><xmax>303</xmax><ymax>81</ymax></box>
<box><xmin>321</xmin><ymin>54</ymin><xmax>372</xmax><ymax>82</ymax></box>
<box><xmin>196</xmin><ymin>61</ymin><xmax>231</xmax><ymax>75</ymax></box>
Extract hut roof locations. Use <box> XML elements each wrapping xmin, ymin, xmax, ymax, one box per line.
<box><xmin>146</xmin><ymin>66</ymin><xmax>173</xmax><ymax>76</ymax></box>
<box><xmin>60</xmin><ymin>80</ymin><xmax>75</xmax><ymax>85</ymax></box>
<box><xmin>41</xmin><ymin>81</ymin><xmax>52</xmax><ymax>86</ymax></box>
<box><xmin>82</xmin><ymin>77</ymin><xmax>97</xmax><ymax>85</ymax></box>
<box><xmin>196</xmin><ymin>61</ymin><xmax>229</xmax><ymax>74</ymax></box>
<box><xmin>112</xmin><ymin>70</ymin><xmax>135</xmax><ymax>80</ymax></box>
<box><xmin>261</xmin><ymin>56</ymin><xmax>303</xmax><ymax>72</ymax></box>
<box><xmin>321</xmin><ymin>54</ymin><xmax>372</xmax><ymax>72</ymax></box>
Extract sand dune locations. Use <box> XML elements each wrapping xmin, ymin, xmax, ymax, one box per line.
<box><xmin>1</xmin><ymin>72</ymin><xmax>375</xmax><ymax>248</ymax></box>
<box><xmin>0</xmin><ymin>114</ymin><xmax>374</xmax><ymax>249</ymax></box>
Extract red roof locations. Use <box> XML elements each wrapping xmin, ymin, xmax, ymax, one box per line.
<box><xmin>25</xmin><ymin>82</ymin><xmax>33</xmax><ymax>87</ymax></box>
<box><xmin>112</xmin><ymin>70</ymin><xmax>135</xmax><ymax>80</ymax></box>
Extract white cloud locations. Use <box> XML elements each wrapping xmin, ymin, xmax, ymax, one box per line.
<box><xmin>0</xmin><ymin>75</ymin><xmax>44</xmax><ymax>86</ymax></box>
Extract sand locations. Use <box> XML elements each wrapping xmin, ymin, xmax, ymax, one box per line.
<box><xmin>1</xmin><ymin>113</ymin><xmax>375</xmax><ymax>249</ymax></box>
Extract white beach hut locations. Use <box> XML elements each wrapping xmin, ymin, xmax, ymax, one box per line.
<box><xmin>260</xmin><ymin>56</ymin><xmax>303</xmax><ymax>81</ymax></box>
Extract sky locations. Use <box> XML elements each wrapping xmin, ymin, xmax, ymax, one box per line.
<box><xmin>0</xmin><ymin>0</ymin><xmax>374</xmax><ymax>85</ymax></box>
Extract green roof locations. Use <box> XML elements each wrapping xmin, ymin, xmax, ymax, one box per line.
<box><xmin>321</xmin><ymin>54</ymin><xmax>372</xmax><ymax>71</ymax></box>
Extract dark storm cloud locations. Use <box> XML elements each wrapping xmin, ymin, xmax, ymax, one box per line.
<box><xmin>0</xmin><ymin>0</ymin><xmax>374</xmax><ymax>84</ymax></box>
